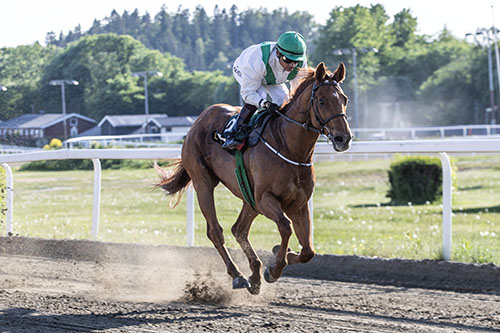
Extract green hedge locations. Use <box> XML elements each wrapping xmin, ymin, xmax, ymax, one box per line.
<box><xmin>18</xmin><ymin>159</ymin><xmax>156</xmax><ymax>171</ymax></box>
<box><xmin>387</xmin><ymin>155</ymin><xmax>444</xmax><ymax>205</ymax></box>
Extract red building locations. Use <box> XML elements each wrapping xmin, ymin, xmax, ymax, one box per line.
<box><xmin>0</xmin><ymin>113</ymin><xmax>96</xmax><ymax>146</ymax></box>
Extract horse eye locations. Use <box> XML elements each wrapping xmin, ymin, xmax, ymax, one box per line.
<box><xmin>319</xmin><ymin>98</ymin><xmax>325</xmax><ymax>106</ymax></box>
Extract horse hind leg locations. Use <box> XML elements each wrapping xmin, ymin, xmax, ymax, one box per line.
<box><xmin>231</xmin><ymin>203</ymin><xmax>261</xmax><ymax>294</ymax></box>
<box><xmin>194</xmin><ymin>182</ymin><xmax>250</xmax><ymax>290</ymax></box>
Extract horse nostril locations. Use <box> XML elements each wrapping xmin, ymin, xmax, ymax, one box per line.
<box><xmin>334</xmin><ymin>136</ymin><xmax>344</xmax><ymax>143</ymax></box>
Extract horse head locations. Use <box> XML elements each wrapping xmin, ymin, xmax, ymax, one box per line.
<box><xmin>310</xmin><ymin>62</ymin><xmax>352</xmax><ymax>152</ymax></box>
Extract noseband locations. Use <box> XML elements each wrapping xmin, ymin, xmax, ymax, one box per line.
<box><xmin>275</xmin><ymin>79</ymin><xmax>347</xmax><ymax>135</ymax></box>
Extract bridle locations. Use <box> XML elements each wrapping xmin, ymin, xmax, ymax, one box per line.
<box><xmin>256</xmin><ymin>79</ymin><xmax>348</xmax><ymax>167</ymax></box>
<box><xmin>310</xmin><ymin>80</ymin><xmax>347</xmax><ymax>135</ymax></box>
<box><xmin>275</xmin><ymin>79</ymin><xmax>347</xmax><ymax>136</ymax></box>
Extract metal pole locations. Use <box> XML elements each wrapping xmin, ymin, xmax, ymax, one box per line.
<box><xmin>308</xmin><ymin>194</ymin><xmax>314</xmax><ymax>245</ymax></box>
<box><xmin>186</xmin><ymin>184</ymin><xmax>195</xmax><ymax>246</ymax></box>
<box><xmin>488</xmin><ymin>40</ymin><xmax>496</xmax><ymax>124</ymax></box>
<box><xmin>61</xmin><ymin>84</ymin><xmax>67</xmax><ymax>140</ymax></box>
<box><xmin>144</xmin><ymin>75</ymin><xmax>149</xmax><ymax>117</ymax></box>
<box><xmin>491</xmin><ymin>7</ymin><xmax>500</xmax><ymax>125</ymax></box>
<box><xmin>438</xmin><ymin>152</ymin><xmax>452</xmax><ymax>261</ymax></box>
<box><xmin>352</xmin><ymin>48</ymin><xmax>359</xmax><ymax>129</ymax></box>
<box><xmin>91</xmin><ymin>158</ymin><xmax>102</xmax><ymax>238</ymax></box>
<box><xmin>1</xmin><ymin>163</ymin><xmax>13</xmax><ymax>235</ymax></box>
<box><xmin>144</xmin><ymin>75</ymin><xmax>149</xmax><ymax>133</ymax></box>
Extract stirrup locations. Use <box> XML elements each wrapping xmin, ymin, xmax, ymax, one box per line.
<box><xmin>222</xmin><ymin>137</ymin><xmax>243</xmax><ymax>150</ymax></box>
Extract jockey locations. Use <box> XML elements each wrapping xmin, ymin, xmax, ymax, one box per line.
<box><xmin>222</xmin><ymin>31</ymin><xmax>308</xmax><ymax>150</ymax></box>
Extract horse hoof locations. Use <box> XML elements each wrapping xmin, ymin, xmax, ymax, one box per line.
<box><xmin>264</xmin><ymin>267</ymin><xmax>278</xmax><ymax>283</ymax></box>
<box><xmin>247</xmin><ymin>281</ymin><xmax>261</xmax><ymax>295</ymax></box>
<box><xmin>272</xmin><ymin>245</ymin><xmax>291</xmax><ymax>255</ymax></box>
<box><xmin>232</xmin><ymin>276</ymin><xmax>250</xmax><ymax>289</ymax></box>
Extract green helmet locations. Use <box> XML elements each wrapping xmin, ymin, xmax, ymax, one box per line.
<box><xmin>276</xmin><ymin>31</ymin><xmax>307</xmax><ymax>61</ymax></box>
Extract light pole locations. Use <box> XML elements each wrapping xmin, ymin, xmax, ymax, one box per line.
<box><xmin>49</xmin><ymin>79</ymin><xmax>79</xmax><ymax>140</ymax></box>
<box><xmin>131</xmin><ymin>71</ymin><xmax>163</xmax><ymax>133</ymax></box>
<box><xmin>466</xmin><ymin>29</ymin><xmax>496</xmax><ymax>124</ymax></box>
<box><xmin>491</xmin><ymin>5</ymin><xmax>500</xmax><ymax>125</ymax></box>
<box><xmin>332</xmin><ymin>47</ymin><xmax>378</xmax><ymax>129</ymax></box>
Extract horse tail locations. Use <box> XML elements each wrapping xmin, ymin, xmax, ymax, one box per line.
<box><xmin>154</xmin><ymin>159</ymin><xmax>191</xmax><ymax>208</ymax></box>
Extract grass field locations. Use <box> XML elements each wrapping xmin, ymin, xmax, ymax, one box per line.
<box><xmin>3</xmin><ymin>154</ymin><xmax>500</xmax><ymax>265</ymax></box>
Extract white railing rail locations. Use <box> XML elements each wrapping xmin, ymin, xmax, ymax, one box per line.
<box><xmin>65</xmin><ymin>133</ymin><xmax>186</xmax><ymax>148</ymax></box>
<box><xmin>354</xmin><ymin>124</ymin><xmax>500</xmax><ymax>140</ymax></box>
<box><xmin>64</xmin><ymin>124</ymin><xmax>500</xmax><ymax>149</ymax></box>
<box><xmin>2</xmin><ymin>139</ymin><xmax>500</xmax><ymax>260</ymax></box>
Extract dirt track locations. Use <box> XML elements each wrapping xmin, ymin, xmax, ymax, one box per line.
<box><xmin>0</xmin><ymin>237</ymin><xmax>499</xmax><ymax>332</ymax></box>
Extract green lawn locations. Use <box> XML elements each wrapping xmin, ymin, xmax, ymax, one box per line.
<box><xmin>3</xmin><ymin>154</ymin><xmax>500</xmax><ymax>265</ymax></box>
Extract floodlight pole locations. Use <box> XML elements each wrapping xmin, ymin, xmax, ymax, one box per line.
<box><xmin>131</xmin><ymin>71</ymin><xmax>163</xmax><ymax>133</ymax></box>
<box><xmin>491</xmin><ymin>5</ymin><xmax>500</xmax><ymax>124</ymax></box>
<box><xmin>332</xmin><ymin>47</ymin><xmax>378</xmax><ymax>129</ymax></box>
<box><xmin>352</xmin><ymin>48</ymin><xmax>359</xmax><ymax>129</ymax></box>
<box><xmin>466</xmin><ymin>29</ymin><xmax>496</xmax><ymax>124</ymax></box>
<box><xmin>49</xmin><ymin>79</ymin><xmax>79</xmax><ymax>140</ymax></box>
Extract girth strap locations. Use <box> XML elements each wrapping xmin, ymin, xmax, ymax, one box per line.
<box><xmin>234</xmin><ymin>150</ymin><xmax>256</xmax><ymax>208</ymax></box>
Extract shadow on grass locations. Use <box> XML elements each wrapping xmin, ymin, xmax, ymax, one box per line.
<box><xmin>457</xmin><ymin>185</ymin><xmax>483</xmax><ymax>191</ymax></box>
<box><xmin>453</xmin><ymin>205</ymin><xmax>500</xmax><ymax>214</ymax></box>
<box><xmin>350</xmin><ymin>202</ymin><xmax>392</xmax><ymax>208</ymax></box>
<box><xmin>351</xmin><ymin>203</ymin><xmax>500</xmax><ymax>213</ymax></box>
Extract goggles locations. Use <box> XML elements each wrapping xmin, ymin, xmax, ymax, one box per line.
<box><xmin>280</xmin><ymin>54</ymin><xmax>299</xmax><ymax>64</ymax></box>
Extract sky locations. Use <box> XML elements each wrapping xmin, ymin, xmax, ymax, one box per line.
<box><xmin>0</xmin><ymin>0</ymin><xmax>499</xmax><ymax>48</ymax></box>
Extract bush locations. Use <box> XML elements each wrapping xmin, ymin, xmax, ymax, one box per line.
<box><xmin>18</xmin><ymin>143</ymin><xmax>161</xmax><ymax>171</ymax></box>
<box><xmin>18</xmin><ymin>159</ymin><xmax>93</xmax><ymax>171</ymax></box>
<box><xmin>387</xmin><ymin>155</ymin><xmax>445</xmax><ymax>205</ymax></box>
<box><xmin>18</xmin><ymin>158</ymin><xmax>157</xmax><ymax>171</ymax></box>
<box><xmin>49</xmin><ymin>138</ymin><xmax>63</xmax><ymax>149</ymax></box>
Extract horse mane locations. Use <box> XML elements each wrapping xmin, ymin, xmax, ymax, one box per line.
<box><xmin>281</xmin><ymin>68</ymin><xmax>316</xmax><ymax>112</ymax></box>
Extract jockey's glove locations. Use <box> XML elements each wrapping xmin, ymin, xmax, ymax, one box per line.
<box><xmin>263</xmin><ymin>101</ymin><xmax>280</xmax><ymax>112</ymax></box>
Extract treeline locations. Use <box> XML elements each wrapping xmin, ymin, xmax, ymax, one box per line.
<box><xmin>46</xmin><ymin>5</ymin><xmax>316</xmax><ymax>74</ymax></box>
<box><xmin>0</xmin><ymin>4</ymin><xmax>496</xmax><ymax>128</ymax></box>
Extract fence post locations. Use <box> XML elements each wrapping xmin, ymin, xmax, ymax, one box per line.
<box><xmin>186</xmin><ymin>184</ymin><xmax>195</xmax><ymax>246</ymax></box>
<box><xmin>1</xmin><ymin>163</ymin><xmax>13</xmax><ymax>235</ymax></box>
<box><xmin>308</xmin><ymin>193</ymin><xmax>314</xmax><ymax>244</ymax></box>
<box><xmin>91</xmin><ymin>159</ymin><xmax>102</xmax><ymax>238</ymax></box>
<box><xmin>438</xmin><ymin>153</ymin><xmax>453</xmax><ymax>260</ymax></box>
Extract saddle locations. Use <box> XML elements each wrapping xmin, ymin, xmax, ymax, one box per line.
<box><xmin>213</xmin><ymin>108</ymin><xmax>276</xmax><ymax>153</ymax></box>
<box><xmin>213</xmin><ymin>108</ymin><xmax>276</xmax><ymax>209</ymax></box>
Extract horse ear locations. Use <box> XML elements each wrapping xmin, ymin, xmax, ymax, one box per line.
<box><xmin>332</xmin><ymin>62</ymin><xmax>346</xmax><ymax>83</ymax></box>
<box><xmin>315</xmin><ymin>62</ymin><xmax>327</xmax><ymax>81</ymax></box>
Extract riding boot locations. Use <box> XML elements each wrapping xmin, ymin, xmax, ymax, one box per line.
<box><xmin>222</xmin><ymin>104</ymin><xmax>257</xmax><ymax>150</ymax></box>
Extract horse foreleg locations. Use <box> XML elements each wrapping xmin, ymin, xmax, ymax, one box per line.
<box><xmin>195</xmin><ymin>185</ymin><xmax>249</xmax><ymax>289</ymax></box>
<box><xmin>258</xmin><ymin>192</ymin><xmax>292</xmax><ymax>283</ymax></box>
<box><xmin>231</xmin><ymin>203</ymin><xmax>261</xmax><ymax>294</ymax></box>
<box><xmin>286</xmin><ymin>205</ymin><xmax>315</xmax><ymax>265</ymax></box>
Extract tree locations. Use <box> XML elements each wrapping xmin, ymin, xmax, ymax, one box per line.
<box><xmin>417</xmin><ymin>49</ymin><xmax>481</xmax><ymax>125</ymax></box>
<box><xmin>0</xmin><ymin>43</ymin><xmax>59</xmax><ymax>120</ymax></box>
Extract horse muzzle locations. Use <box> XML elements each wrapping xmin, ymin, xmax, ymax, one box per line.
<box><xmin>330</xmin><ymin>132</ymin><xmax>352</xmax><ymax>152</ymax></box>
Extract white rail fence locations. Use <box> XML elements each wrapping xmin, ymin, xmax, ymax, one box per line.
<box><xmin>62</xmin><ymin>124</ymin><xmax>500</xmax><ymax>149</ymax></box>
<box><xmin>2</xmin><ymin>139</ymin><xmax>500</xmax><ymax>261</ymax></box>
<box><xmin>65</xmin><ymin>133</ymin><xmax>186</xmax><ymax>148</ymax></box>
<box><xmin>353</xmin><ymin>124</ymin><xmax>500</xmax><ymax>140</ymax></box>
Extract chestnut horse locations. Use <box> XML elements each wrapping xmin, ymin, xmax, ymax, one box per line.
<box><xmin>156</xmin><ymin>62</ymin><xmax>352</xmax><ymax>295</ymax></box>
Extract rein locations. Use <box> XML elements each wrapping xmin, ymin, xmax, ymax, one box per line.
<box><xmin>257</xmin><ymin>79</ymin><xmax>346</xmax><ymax>167</ymax></box>
<box><xmin>256</xmin><ymin>131</ymin><xmax>313</xmax><ymax>167</ymax></box>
